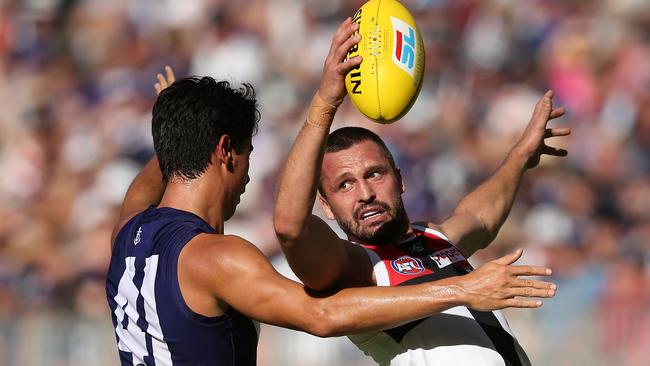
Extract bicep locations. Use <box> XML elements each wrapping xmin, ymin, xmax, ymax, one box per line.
<box><xmin>211</xmin><ymin>242</ymin><xmax>319</xmax><ymax>332</ymax></box>
<box><xmin>230</xmin><ymin>273</ymin><xmax>318</xmax><ymax>331</ymax></box>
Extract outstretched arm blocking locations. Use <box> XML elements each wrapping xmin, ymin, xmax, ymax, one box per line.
<box><xmin>187</xmin><ymin>236</ymin><xmax>555</xmax><ymax>338</ymax></box>
<box><xmin>439</xmin><ymin>91</ymin><xmax>570</xmax><ymax>257</ymax></box>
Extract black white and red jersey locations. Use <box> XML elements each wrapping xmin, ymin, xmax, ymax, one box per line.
<box><xmin>348</xmin><ymin>225</ymin><xmax>531</xmax><ymax>366</ymax></box>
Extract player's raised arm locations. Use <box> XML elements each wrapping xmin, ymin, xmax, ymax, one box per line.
<box><xmin>111</xmin><ymin>157</ymin><xmax>165</xmax><ymax>245</ymax></box>
<box><xmin>185</xmin><ymin>235</ymin><xmax>555</xmax><ymax>337</ymax></box>
<box><xmin>111</xmin><ymin>66</ymin><xmax>176</xmax><ymax>245</ymax></box>
<box><xmin>437</xmin><ymin>91</ymin><xmax>570</xmax><ymax>257</ymax></box>
<box><xmin>274</xmin><ymin>18</ymin><xmax>364</xmax><ymax>291</ymax></box>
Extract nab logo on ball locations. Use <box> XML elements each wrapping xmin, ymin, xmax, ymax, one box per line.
<box><xmin>391</xmin><ymin>256</ymin><xmax>424</xmax><ymax>275</ymax></box>
<box><xmin>391</xmin><ymin>17</ymin><xmax>417</xmax><ymax>78</ymax></box>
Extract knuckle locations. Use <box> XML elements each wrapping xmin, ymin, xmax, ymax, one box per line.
<box><xmin>515</xmin><ymin>279</ymin><xmax>525</xmax><ymax>287</ymax></box>
<box><xmin>525</xmin><ymin>288</ymin><xmax>533</xmax><ymax>296</ymax></box>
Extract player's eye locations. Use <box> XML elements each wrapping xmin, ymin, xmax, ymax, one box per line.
<box><xmin>340</xmin><ymin>181</ymin><xmax>353</xmax><ymax>191</ymax></box>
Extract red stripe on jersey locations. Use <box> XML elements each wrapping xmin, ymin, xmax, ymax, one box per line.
<box><xmin>360</xmin><ymin>227</ymin><xmax>472</xmax><ymax>286</ymax></box>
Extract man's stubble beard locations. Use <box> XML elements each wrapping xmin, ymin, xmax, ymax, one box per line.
<box><xmin>334</xmin><ymin>196</ymin><xmax>410</xmax><ymax>244</ymax></box>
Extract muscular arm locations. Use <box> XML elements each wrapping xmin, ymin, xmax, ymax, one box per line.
<box><xmin>111</xmin><ymin>156</ymin><xmax>165</xmax><ymax>245</ymax></box>
<box><xmin>274</xmin><ymin>18</ymin><xmax>364</xmax><ymax>290</ymax></box>
<box><xmin>184</xmin><ymin>236</ymin><xmax>555</xmax><ymax>337</ymax></box>
<box><xmin>438</xmin><ymin>91</ymin><xmax>570</xmax><ymax>257</ymax></box>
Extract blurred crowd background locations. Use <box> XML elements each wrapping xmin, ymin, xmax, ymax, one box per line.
<box><xmin>1</xmin><ymin>0</ymin><xmax>649</xmax><ymax>365</ymax></box>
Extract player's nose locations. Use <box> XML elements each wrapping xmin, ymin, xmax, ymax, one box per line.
<box><xmin>358</xmin><ymin>181</ymin><xmax>376</xmax><ymax>203</ymax></box>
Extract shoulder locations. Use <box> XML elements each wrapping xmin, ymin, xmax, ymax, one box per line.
<box><xmin>412</xmin><ymin>221</ymin><xmax>431</xmax><ymax>231</ymax></box>
<box><xmin>174</xmin><ymin>234</ymin><xmax>274</xmax><ymax>313</ymax></box>
<box><xmin>412</xmin><ymin>221</ymin><xmax>452</xmax><ymax>242</ymax></box>
<box><xmin>180</xmin><ymin>234</ymin><xmax>271</xmax><ymax>279</ymax></box>
<box><xmin>111</xmin><ymin>209</ymin><xmax>147</xmax><ymax>248</ymax></box>
<box><xmin>185</xmin><ymin>233</ymin><xmax>265</xmax><ymax>261</ymax></box>
<box><xmin>178</xmin><ymin>233</ymin><xmax>274</xmax><ymax>300</ymax></box>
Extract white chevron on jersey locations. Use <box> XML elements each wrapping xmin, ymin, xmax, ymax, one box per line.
<box><xmin>113</xmin><ymin>256</ymin><xmax>173</xmax><ymax>365</ymax></box>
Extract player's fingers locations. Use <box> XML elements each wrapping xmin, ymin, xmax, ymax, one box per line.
<box><xmin>511</xmin><ymin>278</ymin><xmax>557</xmax><ymax>290</ymax></box>
<box><xmin>531</xmin><ymin>90</ymin><xmax>553</xmax><ymax>123</ymax></box>
<box><xmin>326</xmin><ymin>18</ymin><xmax>349</xmax><ymax>56</ymax></box>
<box><xmin>549</xmin><ymin>106</ymin><xmax>565</xmax><ymax>120</ymax></box>
<box><xmin>543</xmin><ymin>128</ymin><xmax>571</xmax><ymax>138</ymax></box>
<box><xmin>337</xmin><ymin>56</ymin><xmax>363</xmax><ymax>75</ymax></box>
<box><xmin>165</xmin><ymin>65</ymin><xmax>175</xmax><ymax>84</ymax></box>
<box><xmin>349</xmin><ymin>19</ymin><xmax>360</xmax><ymax>33</ymax></box>
<box><xmin>326</xmin><ymin>19</ymin><xmax>357</xmax><ymax>63</ymax></box>
<box><xmin>333</xmin><ymin>17</ymin><xmax>356</xmax><ymax>45</ymax></box>
<box><xmin>505</xmin><ymin>287</ymin><xmax>555</xmax><ymax>299</ymax></box>
<box><xmin>502</xmin><ymin>298</ymin><xmax>544</xmax><ymax>309</ymax></box>
<box><xmin>334</xmin><ymin>33</ymin><xmax>361</xmax><ymax>62</ymax></box>
<box><xmin>535</xmin><ymin>90</ymin><xmax>554</xmax><ymax>110</ymax></box>
<box><xmin>155</xmin><ymin>83</ymin><xmax>162</xmax><ymax>95</ymax></box>
<box><xmin>491</xmin><ymin>248</ymin><xmax>523</xmax><ymax>266</ymax></box>
<box><xmin>541</xmin><ymin>145</ymin><xmax>568</xmax><ymax>156</ymax></box>
<box><xmin>157</xmin><ymin>73</ymin><xmax>168</xmax><ymax>88</ymax></box>
<box><xmin>333</xmin><ymin>17</ymin><xmax>352</xmax><ymax>38</ymax></box>
<box><xmin>509</xmin><ymin>265</ymin><xmax>552</xmax><ymax>277</ymax></box>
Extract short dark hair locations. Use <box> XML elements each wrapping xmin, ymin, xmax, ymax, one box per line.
<box><xmin>152</xmin><ymin>77</ymin><xmax>259</xmax><ymax>181</ymax></box>
<box><xmin>319</xmin><ymin>127</ymin><xmax>397</xmax><ymax>196</ymax></box>
<box><xmin>325</xmin><ymin>127</ymin><xmax>396</xmax><ymax>167</ymax></box>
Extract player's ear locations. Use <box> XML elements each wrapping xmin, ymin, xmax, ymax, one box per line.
<box><xmin>215</xmin><ymin>134</ymin><xmax>233</xmax><ymax>167</ymax></box>
<box><xmin>396</xmin><ymin>167</ymin><xmax>405</xmax><ymax>194</ymax></box>
<box><xmin>318</xmin><ymin>195</ymin><xmax>336</xmax><ymax>220</ymax></box>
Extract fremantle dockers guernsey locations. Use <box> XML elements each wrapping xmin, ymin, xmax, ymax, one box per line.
<box><xmin>106</xmin><ymin>206</ymin><xmax>259</xmax><ymax>366</ymax></box>
<box><xmin>349</xmin><ymin>225</ymin><xmax>531</xmax><ymax>366</ymax></box>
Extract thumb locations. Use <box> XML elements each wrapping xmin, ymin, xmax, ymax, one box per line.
<box><xmin>491</xmin><ymin>248</ymin><xmax>523</xmax><ymax>266</ymax></box>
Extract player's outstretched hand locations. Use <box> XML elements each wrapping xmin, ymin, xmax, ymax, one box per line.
<box><xmin>155</xmin><ymin>65</ymin><xmax>176</xmax><ymax>95</ymax></box>
<box><xmin>317</xmin><ymin>17</ymin><xmax>363</xmax><ymax>107</ymax></box>
<box><xmin>513</xmin><ymin>90</ymin><xmax>571</xmax><ymax>169</ymax></box>
<box><xmin>456</xmin><ymin>248</ymin><xmax>556</xmax><ymax>311</ymax></box>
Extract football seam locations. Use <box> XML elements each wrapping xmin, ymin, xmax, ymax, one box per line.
<box><xmin>375</xmin><ymin>0</ymin><xmax>382</xmax><ymax>120</ymax></box>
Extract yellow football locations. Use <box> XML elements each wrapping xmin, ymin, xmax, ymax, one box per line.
<box><xmin>345</xmin><ymin>0</ymin><xmax>425</xmax><ymax>124</ymax></box>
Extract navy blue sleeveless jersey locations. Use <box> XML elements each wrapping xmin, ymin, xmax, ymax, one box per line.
<box><xmin>106</xmin><ymin>206</ymin><xmax>259</xmax><ymax>366</ymax></box>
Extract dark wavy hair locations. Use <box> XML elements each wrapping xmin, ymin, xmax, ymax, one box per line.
<box><xmin>152</xmin><ymin>77</ymin><xmax>259</xmax><ymax>181</ymax></box>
